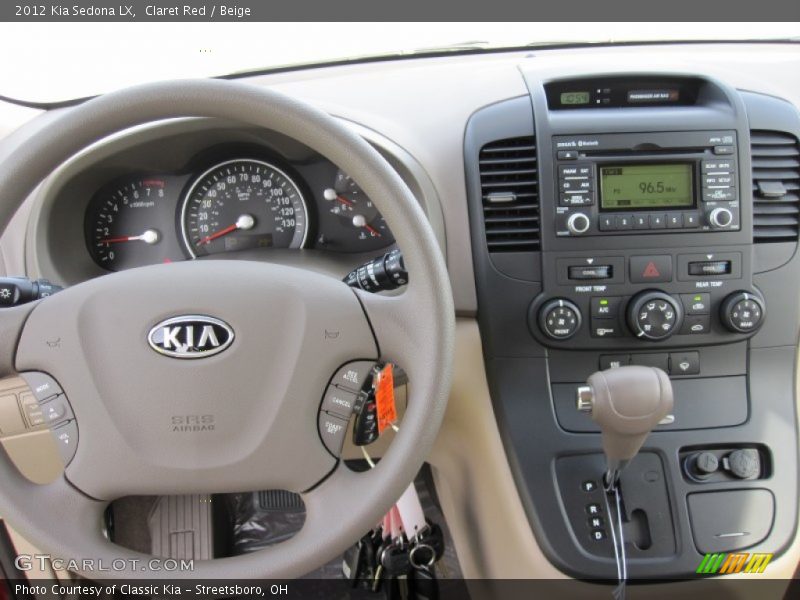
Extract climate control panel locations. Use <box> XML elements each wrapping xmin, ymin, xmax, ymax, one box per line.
<box><xmin>531</xmin><ymin>245</ymin><xmax>762</xmax><ymax>350</ymax></box>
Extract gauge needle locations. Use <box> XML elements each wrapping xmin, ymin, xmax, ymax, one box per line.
<box><xmin>197</xmin><ymin>214</ymin><xmax>255</xmax><ymax>246</ymax></box>
<box><xmin>352</xmin><ymin>214</ymin><xmax>382</xmax><ymax>237</ymax></box>
<box><xmin>100</xmin><ymin>229</ymin><xmax>160</xmax><ymax>245</ymax></box>
<box><xmin>323</xmin><ymin>187</ymin><xmax>353</xmax><ymax>207</ymax></box>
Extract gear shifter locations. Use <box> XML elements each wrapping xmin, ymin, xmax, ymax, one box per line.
<box><xmin>576</xmin><ymin>366</ymin><xmax>673</xmax><ymax>486</ymax></box>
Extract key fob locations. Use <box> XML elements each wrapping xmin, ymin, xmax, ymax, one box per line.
<box><xmin>381</xmin><ymin>543</ymin><xmax>412</xmax><ymax>578</ymax></box>
<box><xmin>352</xmin><ymin>390</ymin><xmax>380</xmax><ymax>446</ymax></box>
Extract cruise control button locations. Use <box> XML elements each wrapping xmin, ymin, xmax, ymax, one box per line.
<box><xmin>331</xmin><ymin>362</ymin><xmax>374</xmax><ymax>393</ymax></box>
<box><xmin>51</xmin><ymin>420</ymin><xmax>78</xmax><ymax>465</ymax></box>
<box><xmin>318</xmin><ymin>412</ymin><xmax>349</xmax><ymax>457</ymax></box>
<box><xmin>20</xmin><ymin>393</ymin><xmax>46</xmax><ymax>428</ymax></box>
<box><xmin>321</xmin><ymin>386</ymin><xmax>359</xmax><ymax>419</ymax></box>
<box><xmin>41</xmin><ymin>396</ymin><xmax>74</xmax><ymax>426</ymax></box>
<box><xmin>19</xmin><ymin>372</ymin><xmax>62</xmax><ymax>403</ymax></box>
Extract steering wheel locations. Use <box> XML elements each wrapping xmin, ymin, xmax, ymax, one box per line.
<box><xmin>0</xmin><ymin>80</ymin><xmax>454</xmax><ymax>578</ymax></box>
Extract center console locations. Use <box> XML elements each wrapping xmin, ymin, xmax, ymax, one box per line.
<box><xmin>464</xmin><ymin>73</ymin><xmax>800</xmax><ymax>578</ymax></box>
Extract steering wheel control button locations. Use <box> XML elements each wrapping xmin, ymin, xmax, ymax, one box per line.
<box><xmin>627</xmin><ymin>291</ymin><xmax>683</xmax><ymax>340</ymax></box>
<box><xmin>331</xmin><ymin>361</ymin><xmax>375</xmax><ymax>393</ymax></box>
<box><xmin>321</xmin><ymin>386</ymin><xmax>359</xmax><ymax>420</ymax></box>
<box><xmin>539</xmin><ymin>299</ymin><xmax>582</xmax><ymax>340</ymax></box>
<box><xmin>51</xmin><ymin>420</ymin><xmax>78</xmax><ymax>465</ymax></box>
<box><xmin>318</xmin><ymin>412</ymin><xmax>349</xmax><ymax>457</ymax></box>
<box><xmin>20</xmin><ymin>371</ymin><xmax>62</xmax><ymax>403</ymax></box>
<box><xmin>20</xmin><ymin>393</ymin><xmax>46</xmax><ymax>428</ymax></box>
<box><xmin>629</xmin><ymin>256</ymin><xmax>673</xmax><ymax>284</ymax></box>
<box><xmin>41</xmin><ymin>396</ymin><xmax>73</xmax><ymax>427</ymax></box>
<box><xmin>669</xmin><ymin>352</ymin><xmax>700</xmax><ymax>376</ymax></box>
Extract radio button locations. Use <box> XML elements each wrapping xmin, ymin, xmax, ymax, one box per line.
<box><xmin>615</xmin><ymin>214</ymin><xmax>633</xmax><ymax>230</ymax></box>
<box><xmin>561</xmin><ymin>179</ymin><xmax>593</xmax><ymax>192</ymax></box>
<box><xmin>703</xmin><ymin>189</ymin><xmax>735</xmax><ymax>202</ymax></box>
<box><xmin>713</xmin><ymin>145</ymin><xmax>735</xmax><ymax>155</ymax></box>
<box><xmin>704</xmin><ymin>175</ymin><xmax>736</xmax><ymax>187</ymax></box>
<box><xmin>560</xmin><ymin>193</ymin><xmax>593</xmax><ymax>207</ymax></box>
<box><xmin>558</xmin><ymin>150</ymin><xmax>578</xmax><ymax>160</ymax></box>
<box><xmin>703</xmin><ymin>160</ymin><xmax>735</xmax><ymax>172</ymax></box>
<box><xmin>683</xmin><ymin>213</ymin><xmax>701</xmax><ymax>228</ymax></box>
<box><xmin>559</xmin><ymin>164</ymin><xmax>593</xmax><ymax>177</ymax></box>
<box><xmin>633</xmin><ymin>215</ymin><xmax>649</xmax><ymax>229</ymax></box>
<box><xmin>599</xmin><ymin>215</ymin><xmax>615</xmax><ymax>231</ymax></box>
<box><xmin>666</xmin><ymin>213</ymin><xmax>683</xmax><ymax>229</ymax></box>
<box><xmin>649</xmin><ymin>214</ymin><xmax>666</xmax><ymax>229</ymax></box>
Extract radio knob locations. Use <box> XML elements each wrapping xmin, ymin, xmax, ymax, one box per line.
<box><xmin>539</xmin><ymin>299</ymin><xmax>582</xmax><ymax>340</ymax></box>
<box><xmin>567</xmin><ymin>212</ymin><xmax>591</xmax><ymax>235</ymax></box>
<box><xmin>627</xmin><ymin>291</ymin><xmax>683</xmax><ymax>341</ymax></box>
<box><xmin>708</xmin><ymin>207</ymin><xmax>734</xmax><ymax>229</ymax></box>
<box><xmin>720</xmin><ymin>291</ymin><xmax>765</xmax><ymax>333</ymax></box>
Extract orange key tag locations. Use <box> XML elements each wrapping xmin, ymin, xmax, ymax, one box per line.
<box><xmin>375</xmin><ymin>363</ymin><xmax>397</xmax><ymax>434</ymax></box>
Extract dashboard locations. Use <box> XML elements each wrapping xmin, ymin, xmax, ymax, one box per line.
<box><xmin>1</xmin><ymin>42</ymin><xmax>800</xmax><ymax>582</ymax></box>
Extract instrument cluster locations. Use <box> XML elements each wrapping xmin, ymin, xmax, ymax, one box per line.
<box><xmin>85</xmin><ymin>153</ymin><xmax>394</xmax><ymax>271</ymax></box>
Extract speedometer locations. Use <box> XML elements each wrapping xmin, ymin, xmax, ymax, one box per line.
<box><xmin>180</xmin><ymin>159</ymin><xmax>308</xmax><ymax>258</ymax></box>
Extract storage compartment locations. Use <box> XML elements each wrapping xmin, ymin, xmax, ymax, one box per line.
<box><xmin>687</xmin><ymin>489</ymin><xmax>774</xmax><ymax>553</ymax></box>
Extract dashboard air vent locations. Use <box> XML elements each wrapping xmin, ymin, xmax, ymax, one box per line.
<box><xmin>479</xmin><ymin>136</ymin><xmax>539</xmax><ymax>252</ymax></box>
<box><xmin>750</xmin><ymin>130</ymin><xmax>800</xmax><ymax>242</ymax></box>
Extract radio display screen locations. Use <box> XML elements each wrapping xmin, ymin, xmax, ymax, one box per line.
<box><xmin>599</xmin><ymin>163</ymin><xmax>694</xmax><ymax>210</ymax></box>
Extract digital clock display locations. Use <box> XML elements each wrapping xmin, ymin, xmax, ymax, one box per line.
<box><xmin>560</xmin><ymin>91</ymin><xmax>590</xmax><ymax>106</ymax></box>
<box><xmin>600</xmin><ymin>163</ymin><xmax>694</xmax><ymax>210</ymax></box>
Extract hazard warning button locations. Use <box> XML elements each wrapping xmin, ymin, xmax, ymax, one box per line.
<box><xmin>630</xmin><ymin>255</ymin><xmax>673</xmax><ymax>284</ymax></box>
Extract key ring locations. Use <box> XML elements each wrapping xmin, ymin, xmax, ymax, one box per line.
<box><xmin>409</xmin><ymin>542</ymin><xmax>436</xmax><ymax>569</ymax></box>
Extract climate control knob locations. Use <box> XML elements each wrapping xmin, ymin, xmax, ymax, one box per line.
<box><xmin>720</xmin><ymin>291</ymin><xmax>765</xmax><ymax>333</ymax></box>
<box><xmin>627</xmin><ymin>291</ymin><xmax>683</xmax><ymax>341</ymax></box>
<box><xmin>567</xmin><ymin>213</ymin><xmax>591</xmax><ymax>235</ymax></box>
<box><xmin>708</xmin><ymin>207</ymin><xmax>734</xmax><ymax>229</ymax></box>
<box><xmin>539</xmin><ymin>299</ymin><xmax>582</xmax><ymax>340</ymax></box>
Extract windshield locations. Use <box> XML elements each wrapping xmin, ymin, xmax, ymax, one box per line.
<box><xmin>1</xmin><ymin>22</ymin><xmax>798</xmax><ymax>103</ymax></box>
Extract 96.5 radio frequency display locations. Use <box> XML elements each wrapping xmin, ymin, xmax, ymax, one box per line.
<box><xmin>599</xmin><ymin>163</ymin><xmax>694</xmax><ymax>210</ymax></box>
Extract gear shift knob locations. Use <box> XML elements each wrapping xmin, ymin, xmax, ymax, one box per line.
<box><xmin>577</xmin><ymin>366</ymin><xmax>673</xmax><ymax>485</ymax></box>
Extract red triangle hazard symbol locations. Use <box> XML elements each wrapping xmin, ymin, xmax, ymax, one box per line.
<box><xmin>643</xmin><ymin>261</ymin><xmax>660</xmax><ymax>278</ymax></box>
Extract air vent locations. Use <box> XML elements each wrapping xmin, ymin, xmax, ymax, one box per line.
<box><xmin>751</xmin><ymin>130</ymin><xmax>800</xmax><ymax>242</ymax></box>
<box><xmin>479</xmin><ymin>137</ymin><xmax>539</xmax><ymax>252</ymax></box>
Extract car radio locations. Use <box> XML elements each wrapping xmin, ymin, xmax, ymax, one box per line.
<box><xmin>553</xmin><ymin>131</ymin><xmax>740</xmax><ymax>237</ymax></box>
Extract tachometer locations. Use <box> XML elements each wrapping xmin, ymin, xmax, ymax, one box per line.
<box><xmin>181</xmin><ymin>159</ymin><xmax>308</xmax><ymax>258</ymax></box>
<box><xmin>86</xmin><ymin>178</ymin><xmax>168</xmax><ymax>271</ymax></box>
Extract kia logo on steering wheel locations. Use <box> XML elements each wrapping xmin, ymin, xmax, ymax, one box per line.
<box><xmin>148</xmin><ymin>315</ymin><xmax>234</xmax><ymax>359</ymax></box>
